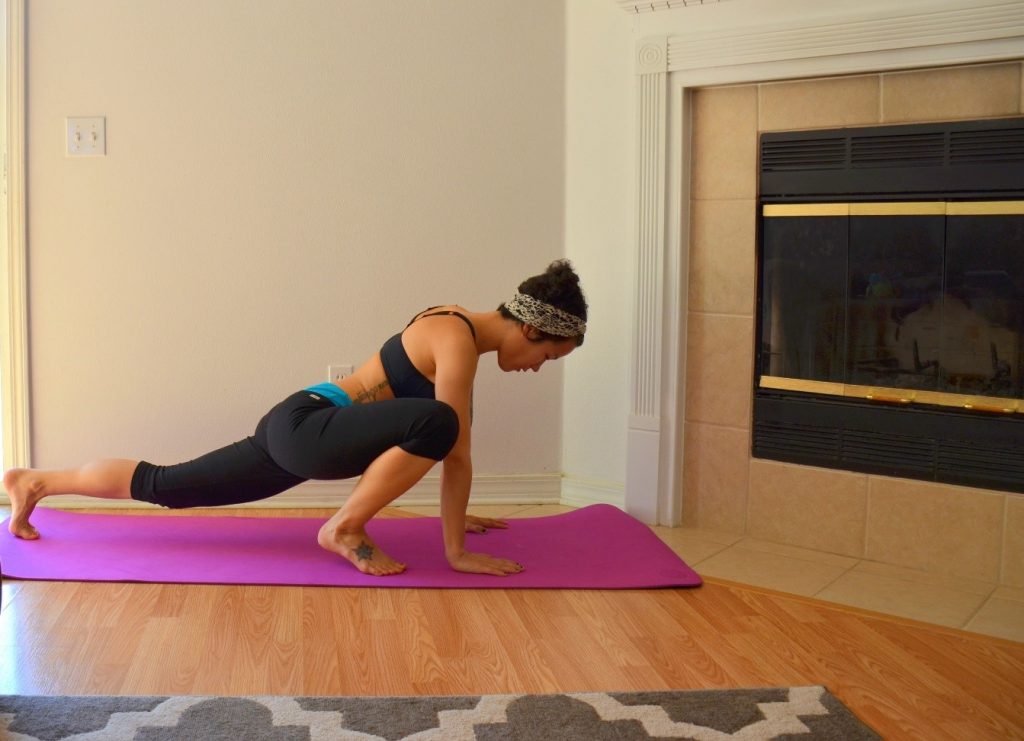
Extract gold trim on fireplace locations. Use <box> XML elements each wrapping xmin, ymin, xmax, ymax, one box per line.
<box><xmin>763</xmin><ymin>201</ymin><xmax>1024</xmax><ymax>217</ymax></box>
<box><xmin>947</xmin><ymin>201</ymin><xmax>1024</xmax><ymax>215</ymax></box>
<box><xmin>850</xmin><ymin>202</ymin><xmax>947</xmax><ymax>216</ymax></box>
<box><xmin>759</xmin><ymin>376</ymin><xmax>1022</xmax><ymax>414</ymax></box>
<box><xmin>763</xmin><ymin>204</ymin><xmax>849</xmax><ymax>217</ymax></box>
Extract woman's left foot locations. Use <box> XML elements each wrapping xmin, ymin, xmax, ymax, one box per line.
<box><xmin>317</xmin><ymin>524</ymin><xmax>406</xmax><ymax>576</ymax></box>
<box><xmin>4</xmin><ymin>468</ymin><xmax>44</xmax><ymax>540</ymax></box>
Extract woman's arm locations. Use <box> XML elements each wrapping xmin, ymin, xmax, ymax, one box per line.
<box><xmin>432</xmin><ymin>330</ymin><xmax>522</xmax><ymax>576</ymax></box>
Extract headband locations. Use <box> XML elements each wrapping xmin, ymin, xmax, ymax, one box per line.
<box><xmin>505</xmin><ymin>292</ymin><xmax>587</xmax><ymax>338</ymax></box>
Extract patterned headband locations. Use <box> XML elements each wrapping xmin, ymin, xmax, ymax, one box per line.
<box><xmin>505</xmin><ymin>292</ymin><xmax>587</xmax><ymax>338</ymax></box>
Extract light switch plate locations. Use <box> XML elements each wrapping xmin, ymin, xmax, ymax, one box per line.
<box><xmin>67</xmin><ymin>117</ymin><xmax>106</xmax><ymax>156</ymax></box>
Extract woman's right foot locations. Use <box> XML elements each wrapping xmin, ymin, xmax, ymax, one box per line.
<box><xmin>4</xmin><ymin>468</ymin><xmax>44</xmax><ymax>540</ymax></box>
<box><xmin>317</xmin><ymin>524</ymin><xmax>406</xmax><ymax>576</ymax></box>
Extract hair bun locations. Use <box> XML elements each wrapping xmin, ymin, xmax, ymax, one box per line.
<box><xmin>545</xmin><ymin>259</ymin><xmax>581</xmax><ymax>286</ymax></box>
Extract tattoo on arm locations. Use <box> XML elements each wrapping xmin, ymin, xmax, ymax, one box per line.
<box><xmin>354</xmin><ymin>542</ymin><xmax>374</xmax><ymax>561</ymax></box>
<box><xmin>353</xmin><ymin>381</ymin><xmax>390</xmax><ymax>404</ymax></box>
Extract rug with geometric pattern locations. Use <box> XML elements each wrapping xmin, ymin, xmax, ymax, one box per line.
<box><xmin>0</xmin><ymin>686</ymin><xmax>880</xmax><ymax>740</ymax></box>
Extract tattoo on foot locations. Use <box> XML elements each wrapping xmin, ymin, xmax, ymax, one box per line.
<box><xmin>355</xmin><ymin>542</ymin><xmax>374</xmax><ymax>561</ymax></box>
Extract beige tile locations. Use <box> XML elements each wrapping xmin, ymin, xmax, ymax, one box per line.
<box><xmin>470</xmin><ymin>504</ymin><xmax>537</xmax><ymax>518</ymax></box>
<box><xmin>734</xmin><ymin>537</ymin><xmax>860</xmax><ymax>570</ymax></box>
<box><xmin>867</xmin><ymin>477</ymin><xmax>1004</xmax><ymax>583</ymax></box>
<box><xmin>397</xmin><ymin>505</ymin><xmax>441</xmax><ymax>517</ymax></box>
<box><xmin>688</xmin><ymin>199</ymin><xmax>757</xmax><ymax>316</ymax></box>
<box><xmin>656</xmin><ymin>526</ymin><xmax>745</xmax><ymax>547</ymax></box>
<box><xmin>397</xmin><ymin>504</ymin><xmax>536</xmax><ymax>519</ymax></box>
<box><xmin>681</xmin><ymin>475</ymin><xmax>699</xmax><ymax>526</ymax></box>
<box><xmin>854</xmin><ymin>560</ymin><xmax>994</xmax><ymax>597</ymax></box>
<box><xmin>650</xmin><ymin>527</ymin><xmax>732</xmax><ymax>565</ymax></box>
<box><xmin>816</xmin><ymin>568</ymin><xmax>990</xmax><ymax>629</ymax></box>
<box><xmin>760</xmin><ymin>75</ymin><xmax>880</xmax><ymax>131</ymax></box>
<box><xmin>684</xmin><ymin>313</ymin><xmax>753</xmax><ymax>429</ymax></box>
<box><xmin>691</xmin><ymin>85</ymin><xmax>758</xmax><ymax>200</ymax></box>
<box><xmin>683</xmin><ymin>422</ymin><xmax>750</xmax><ymax>533</ymax></box>
<box><xmin>1003</xmin><ymin>495</ymin><xmax>1024</xmax><ymax>589</ymax></box>
<box><xmin>513</xmin><ymin>504</ymin><xmax>578</xmax><ymax>518</ymax></box>
<box><xmin>747</xmin><ymin>459</ymin><xmax>867</xmax><ymax>557</ymax></box>
<box><xmin>966</xmin><ymin>594</ymin><xmax>1024</xmax><ymax>643</ymax></box>
<box><xmin>882</xmin><ymin>63</ymin><xmax>1021</xmax><ymax>123</ymax></box>
<box><xmin>994</xmin><ymin>585</ymin><xmax>1024</xmax><ymax>602</ymax></box>
<box><xmin>696</xmin><ymin>544</ymin><xmax>850</xmax><ymax>597</ymax></box>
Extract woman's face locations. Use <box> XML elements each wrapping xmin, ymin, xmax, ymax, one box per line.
<box><xmin>498</xmin><ymin>326</ymin><xmax>578</xmax><ymax>373</ymax></box>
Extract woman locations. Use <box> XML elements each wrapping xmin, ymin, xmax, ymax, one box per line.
<box><xmin>3</xmin><ymin>261</ymin><xmax>587</xmax><ymax>577</ymax></box>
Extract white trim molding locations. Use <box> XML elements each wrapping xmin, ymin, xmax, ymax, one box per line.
<box><xmin>625</xmin><ymin>0</ymin><xmax>1023</xmax><ymax>525</ymax></box>
<box><xmin>665</xmin><ymin>2</ymin><xmax>1024</xmax><ymax>74</ymax></box>
<box><xmin>617</xmin><ymin>0</ymin><xmax>730</xmax><ymax>14</ymax></box>
<box><xmin>561</xmin><ymin>476</ymin><xmax>626</xmax><ymax>510</ymax></box>
<box><xmin>2</xmin><ymin>0</ymin><xmax>29</xmax><ymax>473</ymax></box>
<box><xmin>625</xmin><ymin>35</ymin><xmax>669</xmax><ymax>525</ymax></box>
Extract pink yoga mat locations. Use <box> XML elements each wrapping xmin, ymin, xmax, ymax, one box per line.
<box><xmin>0</xmin><ymin>504</ymin><xmax>701</xmax><ymax>589</ymax></box>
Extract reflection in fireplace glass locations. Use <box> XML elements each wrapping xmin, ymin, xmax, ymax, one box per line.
<box><xmin>762</xmin><ymin>215</ymin><xmax>847</xmax><ymax>382</ymax></box>
<box><xmin>848</xmin><ymin>213</ymin><xmax>945</xmax><ymax>391</ymax></box>
<box><xmin>760</xmin><ymin>206</ymin><xmax>1024</xmax><ymax>403</ymax></box>
<box><xmin>943</xmin><ymin>214</ymin><xmax>1024</xmax><ymax>398</ymax></box>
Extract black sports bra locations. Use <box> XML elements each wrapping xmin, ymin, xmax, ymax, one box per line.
<box><xmin>379</xmin><ymin>308</ymin><xmax>477</xmax><ymax>399</ymax></box>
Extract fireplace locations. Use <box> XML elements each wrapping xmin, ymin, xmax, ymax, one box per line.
<box><xmin>754</xmin><ymin>116</ymin><xmax>1024</xmax><ymax>493</ymax></box>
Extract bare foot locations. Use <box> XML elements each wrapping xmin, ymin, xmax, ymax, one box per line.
<box><xmin>317</xmin><ymin>524</ymin><xmax>406</xmax><ymax>575</ymax></box>
<box><xmin>4</xmin><ymin>468</ymin><xmax>44</xmax><ymax>540</ymax></box>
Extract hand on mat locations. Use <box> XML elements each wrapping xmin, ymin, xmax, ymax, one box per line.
<box><xmin>448</xmin><ymin>550</ymin><xmax>524</xmax><ymax>576</ymax></box>
<box><xmin>464</xmin><ymin>515</ymin><xmax>509</xmax><ymax>533</ymax></box>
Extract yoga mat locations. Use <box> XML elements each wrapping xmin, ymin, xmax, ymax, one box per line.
<box><xmin>0</xmin><ymin>504</ymin><xmax>701</xmax><ymax>589</ymax></box>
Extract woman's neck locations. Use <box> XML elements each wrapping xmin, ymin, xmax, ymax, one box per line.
<box><xmin>465</xmin><ymin>310</ymin><xmax>511</xmax><ymax>355</ymax></box>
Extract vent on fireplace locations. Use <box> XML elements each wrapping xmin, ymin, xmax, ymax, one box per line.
<box><xmin>761</xmin><ymin>116</ymin><xmax>1024</xmax><ymax>198</ymax></box>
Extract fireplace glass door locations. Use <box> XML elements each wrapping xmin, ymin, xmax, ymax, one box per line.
<box><xmin>760</xmin><ymin>202</ymin><xmax>1024</xmax><ymax>412</ymax></box>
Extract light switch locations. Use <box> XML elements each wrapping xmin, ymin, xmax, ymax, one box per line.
<box><xmin>67</xmin><ymin>117</ymin><xmax>106</xmax><ymax>156</ymax></box>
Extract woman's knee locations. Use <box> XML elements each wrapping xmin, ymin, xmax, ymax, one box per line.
<box><xmin>401</xmin><ymin>400</ymin><xmax>459</xmax><ymax>461</ymax></box>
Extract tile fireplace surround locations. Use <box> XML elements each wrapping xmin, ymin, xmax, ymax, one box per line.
<box><xmin>682</xmin><ymin>60</ymin><xmax>1024</xmax><ymax>590</ymax></box>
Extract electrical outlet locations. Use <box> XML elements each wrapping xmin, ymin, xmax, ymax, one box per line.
<box><xmin>328</xmin><ymin>364</ymin><xmax>354</xmax><ymax>383</ymax></box>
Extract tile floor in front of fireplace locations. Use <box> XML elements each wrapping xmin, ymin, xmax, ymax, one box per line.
<box><xmin>400</xmin><ymin>503</ymin><xmax>1024</xmax><ymax>645</ymax></box>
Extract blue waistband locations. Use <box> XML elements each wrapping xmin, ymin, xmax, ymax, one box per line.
<box><xmin>303</xmin><ymin>383</ymin><xmax>353</xmax><ymax>407</ymax></box>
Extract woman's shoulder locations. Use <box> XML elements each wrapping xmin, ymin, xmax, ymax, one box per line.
<box><xmin>404</xmin><ymin>307</ymin><xmax>478</xmax><ymax>360</ymax></box>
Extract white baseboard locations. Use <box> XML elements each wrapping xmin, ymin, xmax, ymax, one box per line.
<box><xmin>0</xmin><ymin>474</ymin><xmax>563</xmax><ymax>510</ymax></box>
<box><xmin>560</xmin><ymin>477</ymin><xmax>625</xmax><ymax>510</ymax></box>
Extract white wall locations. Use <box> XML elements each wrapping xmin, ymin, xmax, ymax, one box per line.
<box><xmin>561</xmin><ymin>0</ymin><xmax>634</xmax><ymax>500</ymax></box>
<box><xmin>26</xmin><ymin>0</ymin><xmax>568</xmax><ymax>480</ymax></box>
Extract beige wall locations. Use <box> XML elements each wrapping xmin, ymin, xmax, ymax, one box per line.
<box><xmin>683</xmin><ymin>61</ymin><xmax>1024</xmax><ymax>588</ymax></box>
<box><xmin>26</xmin><ymin>1</ymin><xmax>568</xmax><ymax>477</ymax></box>
<box><xmin>562</xmin><ymin>0</ymin><xmax>634</xmax><ymax>490</ymax></box>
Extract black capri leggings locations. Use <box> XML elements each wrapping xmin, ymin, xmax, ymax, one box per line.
<box><xmin>130</xmin><ymin>390</ymin><xmax>458</xmax><ymax>509</ymax></box>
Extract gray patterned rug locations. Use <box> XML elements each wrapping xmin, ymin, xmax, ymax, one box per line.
<box><xmin>0</xmin><ymin>686</ymin><xmax>880</xmax><ymax>740</ymax></box>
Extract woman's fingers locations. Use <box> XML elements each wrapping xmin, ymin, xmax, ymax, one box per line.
<box><xmin>464</xmin><ymin>515</ymin><xmax>510</xmax><ymax>532</ymax></box>
<box><xmin>481</xmin><ymin>554</ymin><xmax>523</xmax><ymax>575</ymax></box>
<box><xmin>450</xmin><ymin>550</ymin><xmax>524</xmax><ymax>575</ymax></box>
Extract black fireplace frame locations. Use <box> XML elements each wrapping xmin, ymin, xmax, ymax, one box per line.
<box><xmin>754</xmin><ymin>116</ymin><xmax>1024</xmax><ymax>493</ymax></box>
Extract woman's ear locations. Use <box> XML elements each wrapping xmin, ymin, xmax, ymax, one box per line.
<box><xmin>522</xmin><ymin>324</ymin><xmax>543</xmax><ymax>341</ymax></box>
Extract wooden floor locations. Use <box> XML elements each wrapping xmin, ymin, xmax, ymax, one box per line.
<box><xmin>2</xmin><ymin>508</ymin><xmax>1023</xmax><ymax>740</ymax></box>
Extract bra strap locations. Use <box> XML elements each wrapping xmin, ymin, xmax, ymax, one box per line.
<box><xmin>407</xmin><ymin>308</ymin><xmax>477</xmax><ymax>339</ymax></box>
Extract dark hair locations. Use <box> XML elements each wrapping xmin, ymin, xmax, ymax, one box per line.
<box><xmin>499</xmin><ymin>260</ymin><xmax>588</xmax><ymax>346</ymax></box>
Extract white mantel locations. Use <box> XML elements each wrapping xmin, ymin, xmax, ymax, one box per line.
<box><xmin>621</xmin><ymin>0</ymin><xmax>1024</xmax><ymax>524</ymax></box>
